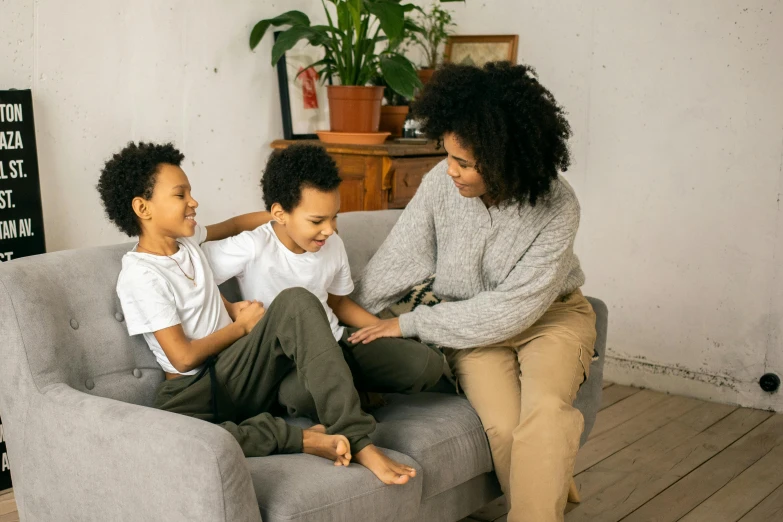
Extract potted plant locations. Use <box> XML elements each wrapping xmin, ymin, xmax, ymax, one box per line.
<box><xmin>409</xmin><ymin>2</ymin><xmax>457</xmax><ymax>85</ymax></box>
<box><xmin>375</xmin><ymin>13</ymin><xmax>423</xmax><ymax>137</ymax></box>
<box><xmin>249</xmin><ymin>0</ymin><xmax>422</xmax><ymax>136</ymax></box>
<box><xmin>376</xmin><ymin>78</ymin><xmax>410</xmax><ymax>138</ymax></box>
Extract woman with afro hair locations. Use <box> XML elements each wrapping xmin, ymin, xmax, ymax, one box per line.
<box><xmin>350</xmin><ymin>62</ymin><xmax>596</xmax><ymax>522</ymax></box>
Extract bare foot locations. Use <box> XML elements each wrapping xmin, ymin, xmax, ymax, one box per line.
<box><xmin>302</xmin><ymin>430</ymin><xmax>351</xmax><ymax>466</ymax></box>
<box><xmin>354</xmin><ymin>444</ymin><xmax>416</xmax><ymax>485</ymax></box>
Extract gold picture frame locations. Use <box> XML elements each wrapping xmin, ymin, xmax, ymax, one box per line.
<box><xmin>444</xmin><ymin>35</ymin><xmax>519</xmax><ymax>67</ymax></box>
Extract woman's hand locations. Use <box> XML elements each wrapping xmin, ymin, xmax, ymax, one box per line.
<box><xmin>347</xmin><ymin>318</ymin><xmax>402</xmax><ymax>344</ymax></box>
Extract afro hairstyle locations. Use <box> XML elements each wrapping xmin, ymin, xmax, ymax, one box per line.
<box><xmin>411</xmin><ymin>61</ymin><xmax>572</xmax><ymax>207</ymax></box>
<box><xmin>261</xmin><ymin>144</ymin><xmax>341</xmax><ymax>212</ymax></box>
<box><xmin>97</xmin><ymin>142</ymin><xmax>184</xmax><ymax>236</ymax></box>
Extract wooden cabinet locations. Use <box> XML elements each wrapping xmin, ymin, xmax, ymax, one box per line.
<box><xmin>271</xmin><ymin>139</ymin><xmax>446</xmax><ymax>213</ymax></box>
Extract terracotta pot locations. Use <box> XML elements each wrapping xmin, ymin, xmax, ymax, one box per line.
<box><xmin>379</xmin><ymin>105</ymin><xmax>410</xmax><ymax>138</ymax></box>
<box><xmin>417</xmin><ymin>68</ymin><xmax>436</xmax><ymax>85</ymax></box>
<box><xmin>326</xmin><ymin>85</ymin><xmax>384</xmax><ymax>133</ymax></box>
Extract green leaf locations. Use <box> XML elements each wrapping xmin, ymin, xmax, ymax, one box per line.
<box><xmin>271</xmin><ymin>26</ymin><xmax>316</xmax><ymax>66</ymax></box>
<box><xmin>336</xmin><ymin>2</ymin><xmax>352</xmax><ymax>32</ymax></box>
<box><xmin>366</xmin><ymin>0</ymin><xmax>404</xmax><ymax>40</ymax></box>
<box><xmin>379</xmin><ymin>53</ymin><xmax>421</xmax><ymax>99</ymax></box>
<box><xmin>249</xmin><ymin>10</ymin><xmax>310</xmax><ymax>50</ymax></box>
<box><xmin>347</xmin><ymin>0</ymin><xmax>363</xmax><ymax>32</ymax></box>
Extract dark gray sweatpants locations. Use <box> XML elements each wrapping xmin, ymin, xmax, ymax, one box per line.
<box><xmin>154</xmin><ymin>287</ymin><xmax>375</xmax><ymax>457</ymax></box>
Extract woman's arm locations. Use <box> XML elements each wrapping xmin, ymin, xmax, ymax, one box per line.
<box><xmin>351</xmin><ymin>163</ymin><xmax>442</xmax><ymax>313</ymax></box>
<box><xmin>393</xmin><ymin>200</ymin><xmax>580</xmax><ymax>349</ymax></box>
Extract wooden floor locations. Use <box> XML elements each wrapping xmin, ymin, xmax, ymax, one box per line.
<box><xmin>460</xmin><ymin>382</ymin><xmax>783</xmax><ymax>522</ymax></box>
<box><xmin>2</xmin><ymin>382</ymin><xmax>783</xmax><ymax>522</ymax></box>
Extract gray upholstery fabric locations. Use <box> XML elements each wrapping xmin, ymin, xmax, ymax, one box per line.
<box><xmin>0</xmin><ymin>210</ymin><xmax>606</xmax><ymax>522</ymax></box>
<box><xmin>247</xmin><ymin>450</ymin><xmax>422</xmax><ymax>522</ymax></box>
<box><xmin>577</xmin><ymin>297</ymin><xmax>608</xmax><ymax>446</ymax></box>
<box><xmin>414</xmin><ymin>473</ymin><xmax>502</xmax><ymax>522</ymax></box>
<box><xmin>371</xmin><ymin>393</ymin><xmax>493</xmax><ymax>500</ymax></box>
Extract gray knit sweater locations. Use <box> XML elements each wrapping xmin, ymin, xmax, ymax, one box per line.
<box><xmin>352</xmin><ymin>160</ymin><xmax>585</xmax><ymax>349</ymax></box>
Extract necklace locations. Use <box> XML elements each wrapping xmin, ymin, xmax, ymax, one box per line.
<box><xmin>137</xmin><ymin>242</ymin><xmax>197</xmax><ymax>286</ymax></box>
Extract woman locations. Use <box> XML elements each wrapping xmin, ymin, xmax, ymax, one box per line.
<box><xmin>348</xmin><ymin>62</ymin><xmax>596</xmax><ymax>522</ymax></box>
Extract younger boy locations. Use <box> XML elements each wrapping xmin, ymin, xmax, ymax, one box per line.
<box><xmin>97</xmin><ymin>141</ymin><xmax>416</xmax><ymax>485</ymax></box>
<box><xmin>202</xmin><ymin>145</ymin><xmax>444</xmax><ymax>418</ymax></box>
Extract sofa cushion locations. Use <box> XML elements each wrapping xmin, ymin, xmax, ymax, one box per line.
<box><xmin>247</xmin><ymin>449</ymin><xmax>422</xmax><ymax>522</ymax></box>
<box><xmin>370</xmin><ymin>392</ymin><xmax>493</xmax><ymax>500</ymax></box>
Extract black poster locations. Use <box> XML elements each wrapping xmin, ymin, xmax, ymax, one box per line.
<box><xmin>0</xmin><ymin>89</ymin><xmax>46</xmax><ymax>262</ymax></box>
<box><xmin>0</xmin><ymin>417</ymin><xmax>8</xmax><ymax>491</ymax></box>
<box><xmin>0</xmin><ymin>89</ymin><xmax>45</xmax><ymax>491</ymax></box>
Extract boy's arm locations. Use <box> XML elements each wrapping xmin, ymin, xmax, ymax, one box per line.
<box><xmin>154</xmin><ymin>301</ymin><xmax>265</xmax><ymax>373</ymax></box>
<box><xmin>221</xmin><ymin>294</ymin><xmax>251</xmax><ymax>321</ymax></box>
<box><xmin>205</xmin><ymin>211</ymin><xmax>272</xmax><ymax>242</ymax></box>
<box><xmin>327</xmin><ymin>294</ymin><xmax>380</xmax><ymax>329</ymax></box>
<box><xmin>201</xmin><ymin>230</ymin><xmax>258</xmax><ymax>285</ymax></box>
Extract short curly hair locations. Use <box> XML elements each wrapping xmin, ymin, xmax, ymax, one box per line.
<box><xmin>97</xmin><ymin>142</ymin><xmax>185</xmax><ymax>236</ymax></box>
<box><xmin>411</xmin><ymin>61</ymin><xmax>572</xmax><ymax>207</ymax></box>
<box><xmin>262</xmin><ymin>144</ymin><xmax>341</xmax><ymax>212</ymax></box>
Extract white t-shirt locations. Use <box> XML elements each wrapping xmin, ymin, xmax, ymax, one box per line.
<box><xmin>116</xmin><ymin>224</ymin><xmax>232</xmax><ymax>375</ymax></box>
<box><xmin>202</xmin><ymin>222</ymin><xmax>354</xmax><ymax>340</ymax></box>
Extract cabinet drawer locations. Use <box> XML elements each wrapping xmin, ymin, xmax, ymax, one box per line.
<box><xmin>388</xmin><ymin>156</ymin><xmax>444</xmax><ymax>208</ymax></box>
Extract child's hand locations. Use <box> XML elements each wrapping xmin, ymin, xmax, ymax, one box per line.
<box><xmin>226</xmin><ymin>300</ymin><xmax>251</xmax><ymax>321</ymax></box>
<box><xmin>347</xmin><ymin>318</ymin><xmax>402</xmax><ymax>344</ymax></box>
<box><xmin>236</xmin><ymin>300</ymin><xmax>265</xmax><ymax>334</ymax></box>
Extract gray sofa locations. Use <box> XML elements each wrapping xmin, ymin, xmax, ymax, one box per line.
<box><xmin>0</xmin><ymin>210</ymin><xmax>606</xmax><ymax>522</ymax></box>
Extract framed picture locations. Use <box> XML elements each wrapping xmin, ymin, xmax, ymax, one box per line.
<box><xmin>444</xmin><ymin>35</ymin><xmax>519</xmax><ymax>67</ymax></box>
<box><xmin>274</xmin><ymin>32</ymin><xmax>331</xmax><ymax>140</ymax></box>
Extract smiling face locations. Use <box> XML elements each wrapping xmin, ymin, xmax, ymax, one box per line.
<box><xmin>271</xmin><ymin>186</ymin><xmax>340</xmax><ymax>254</ymax></box>
<box><xmin>133</xmin><ymin>163</ymin><xmax>198</xmax><ymax>239</ymax></box>
<box><xmin>443</xmin><ymin>132</ymin><xmax>487</xmax><ymax>200</ymax></box>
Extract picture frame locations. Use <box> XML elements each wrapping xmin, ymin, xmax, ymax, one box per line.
<box><xmin>444</xmin><ymin>35</ymin><xmax>519</xmax><ymax>67</ymax></box>
<box><xmin>274</xmin><ymin>32</ymin><xmax>331</xmax><ymax>140</ymax></box>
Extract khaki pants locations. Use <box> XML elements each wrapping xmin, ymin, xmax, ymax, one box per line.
<box><xmin>445</xmin><ymin>290</ymin><xmax>596</xmax><ymax>522</ymax></box>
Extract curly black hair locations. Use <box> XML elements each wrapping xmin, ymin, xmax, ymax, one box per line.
<box><xmin>411</xmin><ymin>61</ymin><xmax>572</xmax><ymax>207</ymax></box>
<box><xmin>262</xmin><ymin>144</ymin><xmax>341</xmax><ymax>212</ymax></box>
<box><xmin>97</xmin><ymin>142</ymin><xmax>185</xmax><ymax>236</ymax></box>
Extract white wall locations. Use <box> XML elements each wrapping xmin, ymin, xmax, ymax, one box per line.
<box><xmin>0</xmin><ymin>0</ymin><xmax>318</xmax><ymax>251</ymax></box>
<box><xmin>437</xmin><ymin>0</ymin><xmax>783</xmax><ymax>411</ymax></box>
<box><xmin>3</xmin><ymin>0</ymin><xmax>783</xmax><ymax>410</ymax></box>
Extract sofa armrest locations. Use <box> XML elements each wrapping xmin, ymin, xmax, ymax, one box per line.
<box><xmin>16</xmin><ymin>384</ymin><xmax>261</xmax><ymax>522</ymax></box>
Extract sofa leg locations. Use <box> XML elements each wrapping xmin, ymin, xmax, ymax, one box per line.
<box><xmin>568</xmin><ymin>477</ymin><xmax>581</xmax><ymax>504</ymax></box>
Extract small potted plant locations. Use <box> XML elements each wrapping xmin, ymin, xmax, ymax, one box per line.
<box><xmin>376</xmin><ymin>14</ymin><xmax>423</xmax><ymax>137</ymax></box>
<box><xmin>409</xmin><ymin>2</ymin><xmax>457</xmax><ymax>85</ymax></box>
<box><xmin>249</xmin><ymin>1</ymin><xmax>422</xmax><ymax>138</ymax></box>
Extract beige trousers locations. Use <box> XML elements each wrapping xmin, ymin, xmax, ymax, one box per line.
<box><xmin>445</xmin><ymin>290</ymin><xmax>596</xmax><ymax>522</ymax></box>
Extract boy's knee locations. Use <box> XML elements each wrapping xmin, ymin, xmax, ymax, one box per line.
<box><xmin>274</xmin><ymin>287</ymin><xmax>322</xmax><ymax>311</ymax></box>
<box><xmin>407</xmin><ymin>347</ymin><xmax>445</xmax><ymax>393</ymax></box>
<box><xmin>278</xmin><ymin>372</ymin><xmax>318</xmax><ymax>419</ymax></box>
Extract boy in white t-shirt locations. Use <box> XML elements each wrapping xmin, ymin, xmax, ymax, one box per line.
<box><xmin>97</xmin><ymin>142</ymin><xmax>417</xmax><ymax>485</ymax></box>
<box><xmin>202</xmin><ymin>145</ymin><xmax>444</xmax><ymax>419</ymax></box>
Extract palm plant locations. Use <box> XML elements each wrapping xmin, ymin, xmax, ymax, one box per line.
<box><xmin>249</xmin><ymin>0</ymin><xmax>423</xmax><ymax>100</ymax></box>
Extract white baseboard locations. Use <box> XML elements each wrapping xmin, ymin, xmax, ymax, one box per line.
<box><xmin>604</xmin><ymin>354</ymin><xmax>783</xmax><ymax>413</ymax></box>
